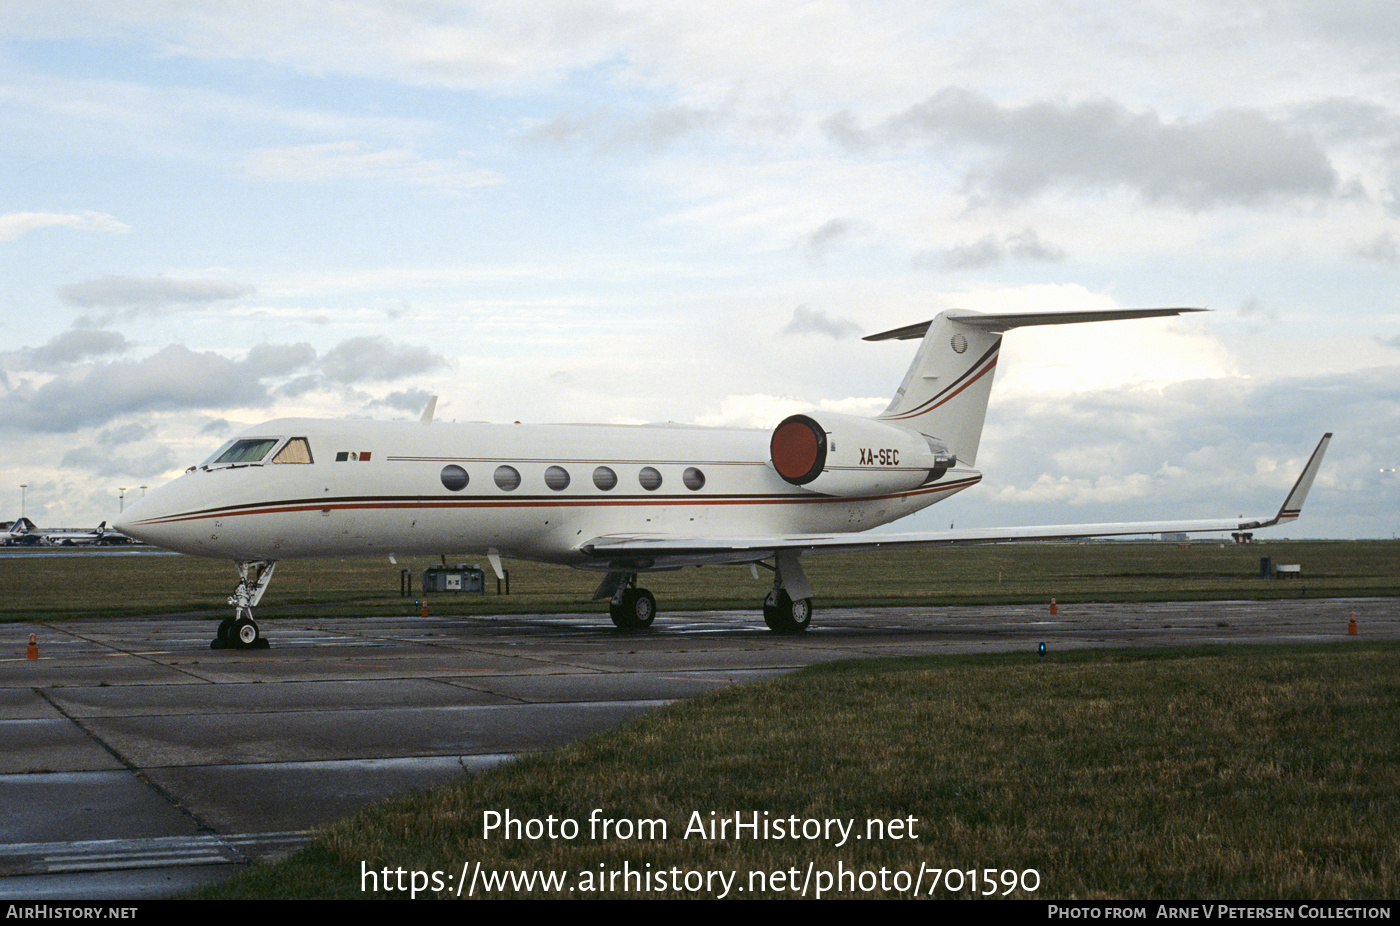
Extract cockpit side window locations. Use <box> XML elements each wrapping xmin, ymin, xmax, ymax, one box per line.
<box><xmin>211</xmin><ymin>438</ymin><xmax>279</xmax><ymax>465</ymax></box>
<box><xmin>272</xmin><ymin>437</ymin><xmax>314</xmax><ymax>464</ymax></box>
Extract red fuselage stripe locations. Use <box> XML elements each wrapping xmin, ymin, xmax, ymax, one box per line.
<box><xmin>125</xmin><ymin>477</ymin><xmax>984</xmax><ymax>527</ymax></box>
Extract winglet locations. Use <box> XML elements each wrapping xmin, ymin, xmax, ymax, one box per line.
<box><xmin>1245</xmin><ymin>433</ymin><xmax>1332</xmax><ymax>529</ymax></box>
<box><xmin>419</xmin><ymin>395</ymin><xmax>438</xmax><ymax>424</ymax></box>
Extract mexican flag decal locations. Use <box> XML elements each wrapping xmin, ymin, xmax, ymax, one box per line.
<box><xmin>335</xmin><ymin>451</ymin><xmax>372</xmax><ymax>462</ymax></box>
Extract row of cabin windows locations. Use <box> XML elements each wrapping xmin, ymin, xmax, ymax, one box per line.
<box><xmin>203</xmin><ymin>439</ymin><xmax>709</xmax><ymax>494</ymax></box>
<box><xmin>440</xmin><ymin>464</ymin><xmax>706</xmax><ymax>493</ymax></box>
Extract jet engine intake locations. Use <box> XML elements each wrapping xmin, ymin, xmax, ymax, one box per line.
<box><xmin>770</xmin><ymin>412</ymin><xmax>954</xmax><ymax>496</ymax></box>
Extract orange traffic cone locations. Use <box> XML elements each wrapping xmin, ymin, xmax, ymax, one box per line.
<box><xmin>1348</xmin><ymin>613</ymin><xmax>1358</xmax><ymax>635</ymax></box>
<box><xmin>27</xmin><ymin>633</ymin><xmax>37</xmax><ymax>659</ymax></box>
<box><xmin>1050</xmin><ymin>598</ymin><xmax>1058</xmax><ymax>615</ymax></box>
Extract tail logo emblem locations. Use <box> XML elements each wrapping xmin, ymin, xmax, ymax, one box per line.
<box><xmin>950</xmin><ymin>333</ymin><xmax>968</xmax><ymax>354</ymax></box>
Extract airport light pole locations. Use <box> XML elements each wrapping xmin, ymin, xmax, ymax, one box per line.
<box><xmin>20</xmin><ymin>484</ymin><xmax>27</xmax><ymax>520</ymax></box>
<box><xmin>118</xmin><ymin>488</ymin><xmax>126</xmax><ymax>513</ymax></box>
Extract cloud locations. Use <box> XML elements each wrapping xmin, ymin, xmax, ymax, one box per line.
<box><xmin>57</xmin><ymin>275</ymin><xmax>255</xmax><ymax>310</ymax></box>
<box><xmin>1</xmin><ymin>345</ymin><xmax>271</xmax><ymax>433</ymax></box>
<box><xmin>802</xmin><ymin>218</ymin><xmax>856</xmax><ymax>263</ymax></box>
<box><xmin>830</xmin><ymin>89</ymin><xmax>1339</xmax><ymax>208</ymax></box>
<box><xmin>318</xmin><ymin>336</ymin><xmax>449</xmax><ymax>384</ymax></box>
<box><xmin>98</xmin><ymin>422</ymin><xmax>152</xmax><ymax>445</ymax></box>
<box><xmin>780</xmin><ymin>305</ymin><xmax>861</xmax><ymax>339</ymax></box>
<box><xmin>242</xmin><ymin>142</ymin><xmax>503</xmax><ymax>194</ymax></box>
<box><xmin>60</xmin><ymin>444</ymin><xmax>176</xmax><ymax>479</ymax></box>
<box><xmin>1238</xmin><ymin>298</ymin><xmax>1280</xmax><ymax>324</ymax></box>
<box><xmin>372</xmin><ymin>388</ymin><xmax>436</xmax><ymax>416</ymax></box>
<box><xmin>1355</xmin><ymin>233</ymin><xmax>1399</xmax><ymax>265</ymax></box>
<box><xmin>0</xmin><ymin>211</ymin><xmax>130</xmax><ymax>242</ymax></box>
<box><xmin>23</xmin><ymin>327</ymin><xmax>129</xmax><ymax>365</ymax></box>
<box><xmin>245</xmin><ymin>342</ymin><xmax>317</xmax><ymax>378</ymax></box>
<box><xmin>924</xmin><ymin>228</ymin><xmax>1067</xmax><ymax>270</ymax></box>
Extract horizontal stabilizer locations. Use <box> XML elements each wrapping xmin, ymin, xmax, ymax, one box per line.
<box><xmin>864</xmin><ymin>307</ymin><xmax>1205</xmax><ymax>341</ymax></box>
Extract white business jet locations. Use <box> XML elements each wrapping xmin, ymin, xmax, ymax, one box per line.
<box><xmin>113</xmin><ymin>308</ymin><xmax>1331</xmax><ymax>649</ymax></box>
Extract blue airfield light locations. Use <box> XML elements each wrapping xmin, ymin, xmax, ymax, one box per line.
<box><xmin>1038</xmin><ymin>642</ymin><xmax>1046</xmax><ymax>661</ymax></box>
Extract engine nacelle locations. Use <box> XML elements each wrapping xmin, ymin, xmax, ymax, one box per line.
<box><xmin>769</xmin><ymin>411</ymin><xmax>955</xmax><ymax>497</ymax></box>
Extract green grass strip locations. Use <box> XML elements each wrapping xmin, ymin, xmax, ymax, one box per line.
<box><xmin>197</xmin><ymin>641</ymin><xmax>1400</xmax><ymax>899</ymax></box>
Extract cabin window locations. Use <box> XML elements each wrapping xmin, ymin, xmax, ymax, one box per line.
<box><xmin>638</xmin><ymin>466</ymin><xmax>662</xmax><ymax>491</ymax></box>
<box><xmin>683</xmin><ymin>467</ymin><xmax>706</xmax><ymax>491</ymax></box>
<box><xmin>211</xmin><ymin>438</ymin><xmax>279</xmax><ymax>465</ymax></box>
<box><xmin>593</xmin><ymin>466</ymin><xmax>617</xmax><ymax>491</ymax></box>
<box><xmin>494</xmin><ymin>465</ymin><xmax>521</xmax><ymax>491</ymax></box>
<box><xmin>440</xmin><ymin>465</ymin><xmax>469</xmax><ymax>491</ymax></box>
<box><xmin>544</xmin><ymin>465</ymin><xmax>570</xmax><ymax>491</ymax></box>
<box><xmin>273</xmin><ymin>438</ymin><xmax>314</xmax><ymax>464</ymax></box>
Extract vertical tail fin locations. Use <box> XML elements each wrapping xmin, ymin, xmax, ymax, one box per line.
<box><xmin>865</xmin><ymin>307</ymin><xmax>1205</xmax><ymax>467</ymax></box>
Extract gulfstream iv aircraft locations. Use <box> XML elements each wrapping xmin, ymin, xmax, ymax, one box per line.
<box><xmin>113</xmin><ymin>308</ymin><xmax>1331</xmax><ymax>648</ymax></box>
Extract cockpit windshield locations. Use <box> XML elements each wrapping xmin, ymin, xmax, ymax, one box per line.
<box><xmin>211</xmin><ymin>438</ymin><xmax>280</xmax><ymax>465</ymax></box>
<box><xmin>199</xmin><ymin>436</ymin><xmax>316</xmax><ymax>468</ymax></box>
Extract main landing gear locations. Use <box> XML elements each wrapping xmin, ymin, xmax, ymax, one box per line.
<box><xmin>758</xmin><ymin>550</ymin><xmax>812</xmax><ymax>633</ymax></box>
<box><xmin>213</xmin><ymin>560</ymin><xmax>276</xmax><ymax>650</ymax></box>
<box><xmin>601</xmin><ymin>574</ymin><xmax>657</xmax><ymax>630</ymax></box>
<box><xmin>762</xmin><ymin>588</ymin><xmax>812</xmax><ymax>633</ymax></box>
<box><xmin>595</xmin><ymin>550</ymin><xmax>814</xmax><ymax>633</ymax></box>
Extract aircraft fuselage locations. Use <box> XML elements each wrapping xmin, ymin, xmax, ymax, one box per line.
<box><xmin>116</xmin><ymin>417</ymin><xmax>981</xmax><ymax>565</ymax></box>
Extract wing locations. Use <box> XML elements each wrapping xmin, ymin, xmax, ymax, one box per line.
<box><xmin>578</xmin><ymin>433</ymin><xmax>1332</xmax><ymax>570</ymax></box>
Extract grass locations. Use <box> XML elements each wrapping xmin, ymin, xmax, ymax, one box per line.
<box><xmin>193</xmin><ymin>641</ymin><xmax>1400</xmax><ymax>899</ymax></box>
<box><xmin>3</xmin><ymin>539</ymin><xmax>1398</xmax><ymax>624</ymax></box>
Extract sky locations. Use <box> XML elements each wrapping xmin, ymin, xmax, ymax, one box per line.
<box><xmin>3</xmin><ymin>1</ymin><xmax>1398</xmax><ymax>539</ymax></box>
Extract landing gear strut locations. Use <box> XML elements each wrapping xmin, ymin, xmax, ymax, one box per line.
<box><xmin>591</xmin><ymin>551</ymin><xmax>815</xmax><ymax>633</ymax></box>
<box><xmin>214</xmin><ymin>560</ymin><xmax>277</xmax><ymax>650</ymax></box>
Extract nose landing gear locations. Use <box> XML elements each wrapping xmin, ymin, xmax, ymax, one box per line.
<box><xmin>213</xmin><ymin>560</ymin><xmax>277</xmax><ymax>650</ymax></box>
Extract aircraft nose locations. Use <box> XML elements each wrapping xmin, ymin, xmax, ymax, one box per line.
<box><xmin>110</xmin><ymin>498</ymin><xmax>143</xmax><ymax>540</ymax></box>
<box><xmin>111</xmin><ymin>487</ymin><xmax>168</xmax><ymax>546</ymax></box>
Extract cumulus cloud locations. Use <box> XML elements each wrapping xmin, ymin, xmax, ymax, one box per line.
<box><xmin>60</xmin><ymin>444</ymin><xmax>177</xmax><ymax>479</ymax></box>
<box><xmin>318</xmin><ymin>336</ymin><xmax>448</xmax><ymax>384</ymax></box>
<box><xmin>23</xmin><ymin>327</ymin><xmax>129</xmax><ymax>365</ymax></box>
<box><xmin>0</xmin><ymin>345</ymin><xmax>270</xmax><ymax>433</ymax></box>
<box><xmin>0</xmin><ymin>211</ymin><xmax>130</xmax><ymax>241</ymax></box>
<box><xmin>923</xmin><ymin>228</ymin><xmax>1067</xmax><ymax>270</ymax></box>
<box><xmin>372</xmin><ymin>388</ymin><xmax>436</xmax><ymax>415</ymax></box>
<box><xmin>245</xmin><ymin>342</ymin><xmax>317</xmax><ymax>378</ymax></box>
<box><xmin>57</xmin><ymin>275</ymin><xmax>255</xmax><ymax>310</ymax></box>
<box><xmin>828</xmin><ymin>89</ymin><xmax>1339</xmax><ymax>208</ymax></box>
<box><xmin>780</xmin><ymin>305</ymin><xmax>861</xmax><ymax>339</ymax></box>
<box><xmin>98</xmin><ymin>422</ymin><xmax>152</xmax><ymax>445</ymax></box>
